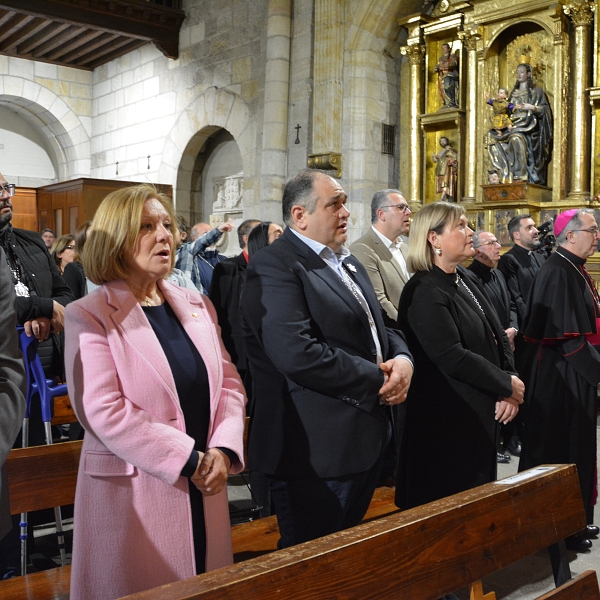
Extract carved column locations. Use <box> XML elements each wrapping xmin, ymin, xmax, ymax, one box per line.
<box><xmin>458</xmin><ymin>29</ymin><xmax>480</xmax><ymax>202</ymax></box>
<box><xmin>399</xmin><ymin>44</ymin><xmax>426</xmax><ymax>205</ymax></box>
<box><xmin>308</xmin><ymin>0</ymin><xmax>344</xmax><ymax>177</ymax></box>
<box><xmin>564</xmin><ymin>0</ymin><xmax>594</xmax><ymax>201</ymax></box>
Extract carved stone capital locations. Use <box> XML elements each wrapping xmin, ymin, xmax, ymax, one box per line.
<box><xmin>458</xmin><ymin>30</ymin><xmax>480</xmax><ymax>52</ymax></box>
<box><xmin>400</xmin><ymin>44</ymin><xmax>426</xmax><ymax>65</ymax></box>
<box><xmin>307</xmin><ymin>153</ymin><xmax>342</xmax><ymax>178</ymax></box>
<box><xmin>563</xmin><ymin>0</ymin><xmax>594</xmax><ymax>26</ymax></box>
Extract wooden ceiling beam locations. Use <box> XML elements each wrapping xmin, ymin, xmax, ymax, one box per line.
<box><xmin>0</xmin><ymin>0</ymin><xmax>184</xmax><ymax>58</ymax></box>
<box><xmin>46</xmin><ymin>29</ymin><xmax>105</xmax><ymax>61</ymax></box>
<box><xmin>18</xmin><ymin>21</ymin><xmax>68</xmax><ymax>54</ymax></box>
<box><xmin>0</xmin><ymin>13</ymin><xmax>32</xmax><ymax>44</ymax></box>
<box><xmin>84</xmin><ymin>39</ymin><xmax>147</xmax><ymax>70</ymax></box>
<box><xmin>0</xmin><ymin>17</ymin><xmax>50</xmax><ymax>52</ymax></box>
<box><xmin>75</xmin><ymin>35</ymin><xmax>140</xmax><ymax>66</ymax></box>
<box><xmin>59</xmin><ymin>32</ymin><xmax>118</xmax><ymax>63</ymax></box>
<box><xmin>31</xmin><ymin>25</ymin><xmax>86</xmax><ymax>58</ymax></box>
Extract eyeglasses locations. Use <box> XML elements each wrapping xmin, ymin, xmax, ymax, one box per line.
<box><xmin>0</xmin><ymin>183</ymin><xmax>15</xmax><ymax>197</ymax></box>
<box><xmin>382</xmin><ymin>204</ymin><xmax>411</xmax><ymax>213</ymax></box>
<box><xmin>572</xmin><ymin>227</ymin><xmax>600</xmax><ymax>235</ymax></box>
<box><xmin>65</xmin><ymin>245</ymin><xmax>75</xmax><ymax>250</ymax></box>
<box><xmin>476</xmin><ymin>239</ymin><xmax>501</xmax><ymax>247</ymax></box>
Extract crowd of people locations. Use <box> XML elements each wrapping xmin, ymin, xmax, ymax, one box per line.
<box><xmin>0</xmin><ymin>169</ymin><xmax>598</xmax><ymax>599</ymax></box>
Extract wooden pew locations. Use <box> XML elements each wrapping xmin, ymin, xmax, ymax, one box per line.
<box><xmin>0</xmin><ymin>441</ymin><xmax>398</xmax><ymax>600</ymax></box>
<box><xmin>121</xmin><ymin>464</ymin><xmax>598</xmax><ymax>600</ymax></box>
<box><xmin>0</xmin><ymin>441</ymin><xmax>82</xmax><ymax>600</ymax></box>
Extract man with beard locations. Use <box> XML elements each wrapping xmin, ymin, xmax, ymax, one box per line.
<box><xmin>497</xmin><ymin>215</ymin><xmax>545</xmax><ymax>327</ymax></box>
<box><xmin>0</xmin><ymin>174</ymin><xmax>73</xmax><ymax>380</ymax></box>
<box><xmin>519</xmin><ymin>209</ymin><xmax>600</xmax><ymax>551</ymax></box>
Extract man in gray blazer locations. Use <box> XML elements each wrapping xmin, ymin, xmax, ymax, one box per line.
<box><xmin>0</xmin><ymin>247</ymin><xmax>26</xmax><ymax>542</ymax></box>
<box><xmin>350</xmin><ymin>189</ymin><xmax>411</xmax><ymax>323</ymax></box>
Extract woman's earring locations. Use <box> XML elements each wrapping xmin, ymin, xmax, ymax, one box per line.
<box><xmin>435</xmin><ymin>245</ymin><xmax>442</xmax><ymax>256</ymax></box>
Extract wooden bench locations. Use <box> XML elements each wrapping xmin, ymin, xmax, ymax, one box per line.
<box><xmin>120</xmin><ymin>464</ymin><xmax>599</xmax><ymax>600</ymax></box>
<box><xmin>0</xmin><ymin>441</ymin><xmax>398</xmax><ymax>600</ymax></box>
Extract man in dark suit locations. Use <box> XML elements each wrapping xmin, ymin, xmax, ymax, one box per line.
<box><xmin>242</xmin><ymin>170</ymin><xmax>413</xmax><ymax>548</ymax></box>
<box><xmin>0</xmin><ymin>248</ymin><xmax>27</xmax><ymax>573</ymax></box>
<box><xmin>209</xmin><ymin>219</ymin><xmax>261</xmax><ymax>381</ymax></box>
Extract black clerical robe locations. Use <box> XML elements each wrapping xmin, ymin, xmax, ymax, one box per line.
<box><xmin>519</xmin><ymin>246</ymin><xmax>599</xmax><ymax>523</ymax></box>
<box><xmin>467</xmin><ymin>259</ymin><xmax>518</xmax><ymax>331</ymax></box>
<box><xmin>497</xmin><ymin>243</ymin><xmax>545</xmax><ymax>327</ymax></box>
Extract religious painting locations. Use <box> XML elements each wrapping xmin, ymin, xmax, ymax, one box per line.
<box><xmin>539</xmin><ymin>209</ymin><xmax>557</xmax><ymax>227</ymax></box>
<box><xmin>477</xmin><ymin>211</ymin><xmax>485</xmax><ymax>231</ymax></box>
<box><xmin>495</xmin><ymin>209</ymin><xmax>515</xmax><ymax>245</ymax></box>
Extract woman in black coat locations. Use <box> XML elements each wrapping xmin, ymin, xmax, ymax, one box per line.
<box><xmin>396</xmin><ymin>202</ymin><xmax>524</xmax><ymax>510</ymax></box>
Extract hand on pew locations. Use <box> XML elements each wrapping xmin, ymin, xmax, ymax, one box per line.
<box><xmin>191</xmin><ymin>448</ymin><xmax>231</xmax><ymax>495</ymax></box>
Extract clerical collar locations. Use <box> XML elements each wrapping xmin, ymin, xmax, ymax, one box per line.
<box><xmin>513</xmin><ymin>243</ymin><xmax>540</xmax><ymax>257</ymax></box>
<box><xmin>556</xmin><ymin>245</ymin><xmax>586</xmax><ymax>265</ymax></box>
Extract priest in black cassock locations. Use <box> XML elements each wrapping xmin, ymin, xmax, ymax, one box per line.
<box><xmin>519</xmin><ymin>209</ymin><xmax>600</xmax><ymax>551</ymax></box>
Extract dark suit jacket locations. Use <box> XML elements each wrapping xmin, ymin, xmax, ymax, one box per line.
<box><xmin>241</xmin><ymin>228</ymin><xmax>411</xmax><ymax>479</ymax></box>
<box><xmin>497</xmin><ymin>244</ymin><xmax>545</xmax><ymax>326</ymax></box>
<box><xmin>0</xmin><ymin>249</ymin><xmax>27</xmax><ymax>540</ymax></box>
<box><xmin>208</xmin><ymin>253</ymin><xmax>248</xmax><ymax>371</ymax></box>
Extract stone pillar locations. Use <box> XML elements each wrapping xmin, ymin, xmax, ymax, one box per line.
<box><xmin>564</xmin><ymin>0</ymin><xmax>594</xmax><ymax>201</ymax></box>
<box><xmin>259</xmin><ymin>0</ymin><xmax>292</xmax><ymax>220</ymax></box>
<box><xmin>308</xmin><ymin>0</ymin><xmax>344</xmax><ymax>177</ymax></box>
<box><xmin>458</xmin><ymin>29</ymin><xmax>480</xmax><ymax>202</ymax></box>
<box><xmin>399</xmin><ymin>44</ymin><xmax>426</xmax><ymax>206</ymax></box>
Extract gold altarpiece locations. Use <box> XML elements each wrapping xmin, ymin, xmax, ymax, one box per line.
<box><xmin>399</xmin><ymin>0</ymin><xmax>600</xmax><ymax>278</ymax></box>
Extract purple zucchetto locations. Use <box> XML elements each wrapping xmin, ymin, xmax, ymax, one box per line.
<box><xmin>554</xmin><ymin>209</ymin><xmax>578</xmax><ymax>237</ymax></box>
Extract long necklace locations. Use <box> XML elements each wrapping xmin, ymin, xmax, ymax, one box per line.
<box><xmin>4</xmin><ymin>243</ymin><xmax>29</xmax><ymax>297</ymax></box>
<box><xmin>557</xmin><ymin>252</ymin><xmax>600</xmax><ymax>314</ymax></box>
<box><xmin>456</xmin><ymin>274</ymin><xmax>484</xmax><ymax>314</ymax></box>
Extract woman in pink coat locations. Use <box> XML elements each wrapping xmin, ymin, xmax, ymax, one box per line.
<box><xmin>64</xmin><ymin>184</ymin><xmax>246</xmax><ymax>600</ymax></box>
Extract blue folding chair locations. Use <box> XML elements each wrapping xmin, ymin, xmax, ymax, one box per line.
<box><xmin>17</xmin><ymin>327</ymin><xmax>68</xmax><ymax>575</ymax></box>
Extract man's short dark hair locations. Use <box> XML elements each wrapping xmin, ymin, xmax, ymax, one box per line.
<box><xmin>508</xmin><ymin>214</ymin><xmax>531</xmax><ymax>242</ymax></box>
<box><xmin>371</xmin><ymin>189</ymin><xmax>403</xmax><ymax>224</ymax></box>
<box><xmin>282</xmin><ymin>170</ymin><xmax>327</xmax><ymax>226</ymax></box>
<box><xmin>237</xmin><ymin>219</ymin><xmax>261</xmax><ymax>249</ymax></box>
<box><xmin>41</xmin><ymin>228</ymin><xmax>55</xmax><ymax>236</ymax></box>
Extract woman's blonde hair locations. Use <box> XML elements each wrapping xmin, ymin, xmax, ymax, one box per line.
<box><xmin>407</xmin><ymin>201</ymin><xmax>465</xmax><ymax>272</ymax></box>
<box><xmin>83</xmin><ymin>184</ymin><xmax>175</xmax><ymax>285</ymax></box>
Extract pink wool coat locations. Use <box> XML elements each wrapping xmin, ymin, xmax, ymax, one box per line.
<box><xmin>64</xmin><ymin>279</ymin><xmax>246</xmax><ymax>600</ymax></box>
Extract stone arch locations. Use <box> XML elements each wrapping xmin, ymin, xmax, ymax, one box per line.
<box><xmin>0</xmin><ymin>76</ymin><xmax>91</xmax><ymax>181</ymax></box>
<box><xmin>159</xmin><ymin>87</ymin><xmax>255</xmax><ymax>214</ymax></box>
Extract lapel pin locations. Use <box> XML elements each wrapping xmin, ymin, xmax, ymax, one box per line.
<box><xmin>346</xmin><ymin>264</ymin><xmax>357</xmax><ymax>273</ymax></box>
<box><xmin>192</xmin><ymin>312</ymin><xmax>198</xmax><ymax>318</ymax></box>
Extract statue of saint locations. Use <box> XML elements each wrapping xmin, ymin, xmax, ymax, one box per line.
<box><xmin>432</xmin><ymin>137</ymin><xmax>458</xmax><ymax>201</ymax></box>
<box><xmin>433</xmin><ymin>44</ymin><xmax>459</xmax><ymax>109</ymax></box>
<box><xmin>487</xmin><ymin>64</ymin><xmax>553</xmax><ymax>186</ymax></box>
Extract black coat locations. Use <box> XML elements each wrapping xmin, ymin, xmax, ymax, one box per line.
<box><xmin>467</xmin><ymin>259</ymin><xmax>518</xmax><ymax>330</ymax></box>
<box><xmin>0</xmin><ymin>249</ymin><xmax>26</xmax><ymax>540</ymax></box>
<box><xmin>63</xmin><ymin>260</ymin><xmax>87</xmax><ymax>301</ymax></box>
<box><xmin>241</xmin><ymin>228</ymin><xmax>412</xmax><ymax>479</ymax></box>
<box><xmin>1</xmin><ymin>226</ymin><xmax>73</xmax><ymax>324</ymax></box>
<box><xmin>396</xmin><ymin>266</ymin><xmax>516</xmax><ymax>509</ymax></box>
<box><xmin>497</xmin><ymin>244</ymin><xmax>545</xmax><ymax>326</ymax></box>
<box><xmin>208</xmin><ymin>253</ymin><xmax>248</xmax><ymax>371</ymax></box>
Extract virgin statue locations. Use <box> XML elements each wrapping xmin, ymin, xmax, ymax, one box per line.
<box><xmin>487</xmin><ymin>64</ymin><xmax>553</xmax><ymax>186</ymax></box>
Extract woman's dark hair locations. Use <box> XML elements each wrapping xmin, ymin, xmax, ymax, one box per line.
<box><xmin>74</xmin><ymin>220</ymin><xmax>92</xmax><ymax>262</ymax></box>
<box><xmin>248</xmin><ymin>222</ymin><xmax>273</xmax><ymax>257</ymax></box>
